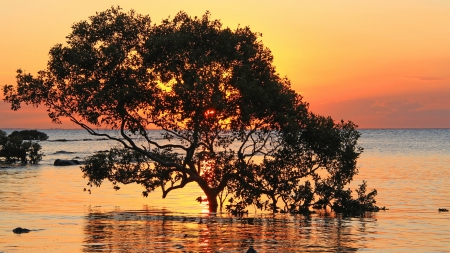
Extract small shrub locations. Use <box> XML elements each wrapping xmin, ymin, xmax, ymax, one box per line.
<box><xmin>9</xmin><ymin>130</ymin><xmax>49</xmax><ymax>141</ymax></box>
<box><xmin>0</xmin><ymin>130</ymin><xmax>44</xmax><ymax>164</ymax></box>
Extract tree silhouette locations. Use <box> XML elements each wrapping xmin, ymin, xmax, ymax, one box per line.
<box><xmin>3</xmin><ymin>7</ymin><xmax>377</xmax><ymax>214</ymax></box>
<box><xmin>0</xmin><ymin>130</ymin><xmax>43</xmax><ymax>164</ymax></box>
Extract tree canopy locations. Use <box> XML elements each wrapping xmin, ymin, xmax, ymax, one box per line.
<box><xmin>3</xmin><ymin>7</ymin><xmax>379</xmax><ymax>214</ymax></box>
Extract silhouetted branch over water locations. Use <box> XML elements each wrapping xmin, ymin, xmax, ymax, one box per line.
<box><xmin>2</xmin><ymin>6</ymin><xmax>381</xmax><ymax>215</ymax></box>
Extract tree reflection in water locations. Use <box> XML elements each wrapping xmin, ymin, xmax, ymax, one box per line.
<box><xmin>82</xmin><ymin>207</ymin><xmax>376</xmax><ymax>252</ymax></box>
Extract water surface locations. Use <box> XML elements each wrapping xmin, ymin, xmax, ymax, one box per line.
<box><xmin>1</xmin><ymin>129</ymin><xmax>449</xmax><ymax>252</ymax></box>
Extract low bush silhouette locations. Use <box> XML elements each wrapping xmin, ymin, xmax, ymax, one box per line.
<box><xmin>9</xmin><ymin>130</ymin><xmax>49</xmax><ymax>141</ymax></box>
<box><xmin>0</xmin><ymin>130</ymin><xmax>44</xmax><ymax>164</ymax></box>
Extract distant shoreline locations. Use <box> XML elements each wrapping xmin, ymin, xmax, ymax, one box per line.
<box><xmin>1</xmin><ymin>127</ymin><xmax>450</xmax><ymax>131</ymax></box>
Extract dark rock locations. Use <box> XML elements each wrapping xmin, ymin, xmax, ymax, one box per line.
<box><xmin>54</xmin><ymin>150</ymin><xmax>75</xmax><ymax>154</ymax></box>
<box><xmin>54</xmin><ymin>159</ymin><xmax>81</xmax><ymax>166</ymax></box>
<box><xmin>438</xmin><ymin>208</ymin><xmax>449</xmax><ymax>212</ymax></box>
<box><xmin>174</xmin><ymin>244</ymin><xmax>184</xmax><ymax>249</ymax></box>
<box><xmin>13</xmin><ymin>227</ymin><xmax>31</xmax><ymax>234</ymax></box>
<box><xmin>246</xmin><ymin>246</ymin><xmax>257</xmax><ymax>253</ymax></box>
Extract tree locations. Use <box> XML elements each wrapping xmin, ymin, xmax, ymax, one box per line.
<box><xmin>3</xmin><ymin>7</ymin><xmax>377</xmax><ymax>214</ymax></box>
<box><xmin>0</xmin><ymin>130</ymin><xmax>44</xmax><ymax>164</ymax></box>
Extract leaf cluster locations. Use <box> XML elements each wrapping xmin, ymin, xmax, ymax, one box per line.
<box><xmin>227</xmin><ymin>116</ymin><xmax>379</xmax><ymax>216</ymax></box>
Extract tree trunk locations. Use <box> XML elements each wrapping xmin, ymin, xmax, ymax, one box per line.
<box><xmin>198</xmin><ymin>179</ymin><xmax>219</xmax><ymax>213</ymax></box>
<box><xmin>271</xmin><ymin>196</ymin><xmax>278</xmax><ymax>213</ymax></box>
<box><xmin>206</xmin><ymin>191</ymin><xmax>219</xmax><ymax>213</ymax></box>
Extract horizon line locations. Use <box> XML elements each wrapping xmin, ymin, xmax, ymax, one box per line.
<box><xmin>2</xmin><ymin>127</ymin><xmax>450</xmax><ymax>131</ymax></box>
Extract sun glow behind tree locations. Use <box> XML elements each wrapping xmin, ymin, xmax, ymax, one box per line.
<box><xmin>3</xmin><ymin>7</ymin><xmax>379</xmax><ymax>214</ymax></box>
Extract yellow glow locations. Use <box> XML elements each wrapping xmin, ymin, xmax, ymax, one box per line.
<box><xmin>1</xmin><ymin>1</ymin><xmax>450</xmax><ymax>128</ymax></box>
<box><xmin>204</xmin><ymin>109</ymin><xmax>215</xmax><ymax>117</ymax></box>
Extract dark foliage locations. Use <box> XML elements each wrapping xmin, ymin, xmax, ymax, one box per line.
<box><xmin>2</xmin><ymin>7</ymin><xmax>380</xmax><ymax>215</ymax></box>
<box><xmin>330</xmin><ymin>180</ymin><xmax>379</xmax><ymax>215</ymax></box>
<box><xmin>9</xmin><ymin>130</ymin><xmax>49</xmax><ymax>141</ymax></box>
<box><xmin>0</xmin><ymin>130</ymin><xmax>43</xmax><ymax>164</ymax></box>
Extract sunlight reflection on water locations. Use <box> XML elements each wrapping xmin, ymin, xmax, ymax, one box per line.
<box><xmin>1</xmin><ymin>129</ymin><xmax>450</xmax><ymax>252</ymax></box>
<box><xmin>80</xmin><ymin>209</ymin><xmax>378</xmax><ymax>252</ymax></box>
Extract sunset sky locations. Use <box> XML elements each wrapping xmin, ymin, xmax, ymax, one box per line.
<box><xmin>1</xmin><ymin>0</ymin><xmax>449</xmax><ymax>129</ymax></box>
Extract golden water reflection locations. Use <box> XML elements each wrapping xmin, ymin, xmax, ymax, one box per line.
<box><xmin>3</xmin><ymin>129</ymin><xmax>450</xmax><ymax>252</ymax></box>
<box><xmin>82</xmin><ymin>207</ymin><xmax>375</xmax><ymax>252</ymax></box>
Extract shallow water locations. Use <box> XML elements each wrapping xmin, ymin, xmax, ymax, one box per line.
<box><xmin>1</xmin><ymin>129</ymin><xmax>450</xmax><ymax>252</ymax></box>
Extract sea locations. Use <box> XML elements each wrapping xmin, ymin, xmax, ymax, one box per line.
<box><xmin>0</xmin><ymin>129</ymin><xmax>449</xmax><ymax>252</ymax></box>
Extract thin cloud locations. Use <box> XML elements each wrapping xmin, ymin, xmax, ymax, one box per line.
<box><xmin>311</xmin><ymin>96</ymin><xmax>450</xmax><ymax>128</ymax></box>
<box><xmin>371</xmin><ymin>99</ymin><xmax>424</xmax><ymax>114</ymax></box>
<box><xmin>406</xmin><ymin>76</ymin><xmax>448</xmax><ymax>81</ymax></box>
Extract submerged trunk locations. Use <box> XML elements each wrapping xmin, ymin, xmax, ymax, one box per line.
<box><xmin>206</xmin><ymin>191</ymin><xmax>219</xmax><ymax>213</ymax></box>
<box><xmin>199</xmin><ymin>183</ymin><xmax>219</xmax><ymax>213</ymax></box>
<box><xmin>271</xmin><ymin>195</ymin><xmax>278</xmax><ymax>213</ymax></box>
<box><xmin>197</xmin><ymin>176</ymin><xmax>224</xmax><ymax>213</ymax></box>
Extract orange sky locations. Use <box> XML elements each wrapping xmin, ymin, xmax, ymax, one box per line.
<box><xmin>1</xmin><ymin>0</ymin><xmax>449</xmax><ymax>129</ymax></box>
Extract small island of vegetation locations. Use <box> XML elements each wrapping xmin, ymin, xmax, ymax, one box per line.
<box><xmin>0</xmin><ymin>130</ymin><xmax>45</xmax><ymax>164</ymax></box>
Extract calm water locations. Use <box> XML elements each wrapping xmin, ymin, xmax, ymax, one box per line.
<box><xmin>1</xmin><ymin>129</ymin><xmax>449</xmax><ymax>252</ymax></box>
